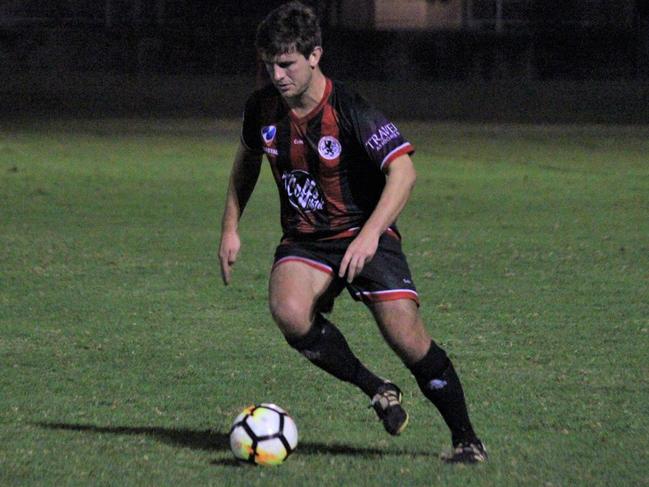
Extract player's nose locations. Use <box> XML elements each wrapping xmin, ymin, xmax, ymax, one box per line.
<box><xmin>271</xmin><ymin>65</ymin><xmax>285</xmax><ymax>81</ymax></box>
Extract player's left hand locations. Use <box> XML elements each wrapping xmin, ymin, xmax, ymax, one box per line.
<box><xmin>339</xmin><ymin>232</ymin><xmax>379</xmax><ymax>283</ymax></box>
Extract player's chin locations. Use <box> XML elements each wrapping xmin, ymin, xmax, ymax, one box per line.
<box><xmin>276</xmin><ymin>84</ymin><xmax>297</xmax><ymax>98</ymax></box>
<box><xmin>278</xmin><ymin>89</ymin><xmax>295</xmax><ymax>99</ymax></box>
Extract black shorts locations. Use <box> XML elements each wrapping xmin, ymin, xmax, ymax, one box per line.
<box><xmin>273</xmin><ymin>231</ymin><xmax>419</xmax><ymax>307</ymax></box>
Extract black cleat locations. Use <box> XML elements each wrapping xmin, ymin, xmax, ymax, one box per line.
<box><xmin>370</xmin><ymin>382</ymin><xmax>409</xmax><ymax>436</ymax></box>
<box><xmin>441</xmin><ymin>440</ymin><xmax>488</xmax><ymax>464</ymax></box>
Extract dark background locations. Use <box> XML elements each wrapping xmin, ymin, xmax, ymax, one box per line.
<box><xmin>2</xmin><ymin>0</ymin><xmax>648</xmax><ymax>122</ymax></box>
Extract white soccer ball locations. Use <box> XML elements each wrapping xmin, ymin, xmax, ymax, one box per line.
<box><xmin>229</xmin><ymin>403</ymin><xmax>298</xmax><ymax>466</ymax></box>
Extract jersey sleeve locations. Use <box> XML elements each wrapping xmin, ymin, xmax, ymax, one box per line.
<box><xmin>240</xmin><ymin>93</ymin><xmax>263</xmax><ymax>154</ymax></box>
<box><xmin>348</xmin><ymin>93</ymin><xmax>415</xmax><ymax>172</ymax></box>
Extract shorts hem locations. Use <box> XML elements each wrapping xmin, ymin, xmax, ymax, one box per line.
<box><xmin>272</xmin><ymin>256</ymin><xmax>334</xmax><ymax>276</ymax></box>
<box><xmin>353</xmin><ymin>289</ymin><xmax>420</xmax><ymax>306</ymax></box>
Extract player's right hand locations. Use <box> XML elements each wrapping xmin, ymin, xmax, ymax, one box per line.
<box><xmin>219</xmin><ymin>231</ymin><xmax>241</xmax><ymax>285</ymax></box>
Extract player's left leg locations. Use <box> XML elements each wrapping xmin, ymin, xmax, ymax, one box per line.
<box><xmin>367</xmin><ymin>299</ymin><xmax>487</xmax><ymax>463</ymax></box>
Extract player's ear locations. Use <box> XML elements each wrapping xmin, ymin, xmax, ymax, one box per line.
<box><xmin>309</xmin><ymin>46</ymin><xmax>323</xmax><ymax>68</ymax></box>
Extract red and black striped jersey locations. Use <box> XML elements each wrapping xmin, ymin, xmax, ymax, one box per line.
<box><xmin>241</xmin><ymin>78</ymin><xmax>414</xmax><ymax>241</ymax></box>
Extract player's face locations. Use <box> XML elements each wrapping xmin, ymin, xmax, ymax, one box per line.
<box><xmin>262</xmin><ymin>48</ymin><xmax>321</xmax><ymax>100</ymax></box>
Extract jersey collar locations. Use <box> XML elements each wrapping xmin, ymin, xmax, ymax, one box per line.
<box><xmin>287</xmin><ymin>77</ymin><xmax>333</xmax><ymax>124</ymax></box>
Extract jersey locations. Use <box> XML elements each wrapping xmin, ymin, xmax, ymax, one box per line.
<box><xmin>241</xmin><ymin>77</ymin><xmax>414</xmax><ymax>241</ymax></box>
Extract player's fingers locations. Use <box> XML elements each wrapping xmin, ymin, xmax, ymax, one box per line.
<box><xmin>345</xmin><ymin>257</ymin><xmax>355</xmax><ymax>283</ymax></box>
<box><xmin>347</xmin><ymin>255</ymin><xmax>364</xmax><ymax>283</ymax></box>
<box><xmin>339</xmin><ymin>252</ymin><xmax>351</xmax><ymax>279</ymax></box>
<box><xmin>219</xmin><ymin>259</ymin><xmax>231</xmax><ymax>285</ymax></box>
<box><xmin>346</xmin><ymin>267</ymin><xmax>355</xmax><ymax>283</ymax></box>
<box><xmin>227</xmin><ymin>249</ymin><xmax>238</xmax><ymax>267</ymax></box>
<box><xmin>225</xmin><ymin>249</ymin><xmax>238</xmax><ymax>283</ymax></box>
<box><xmin>219</xmin><ymin>249</ymin><xmax>235</xmax><ymax>285</ymax></box>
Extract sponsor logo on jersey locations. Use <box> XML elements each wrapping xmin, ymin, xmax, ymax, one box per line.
<box><xmin>293</xmin><ymin>139</ymin><xmax>304</xmax><ymax>145</ymax></box>
<box><xmin>282</xmin><ymin>170</ymin><xmax>325</xmax><ymax>213</ymax></box>
<box><xmin>318</xmin><ymin>136</ymin><xmax>342</xmax><ymax>160</ymax></box>
<box><xmin>263</xmin><ymin>146</ymin><xmax>278</xmax><ymax>156</ymax></box>
<box><xmin>261</xmin><ymin>125</ymin><xmax>277</xmax><ymax>145</ymax></box>
<box><xmin>365</xmin><ymin>122</ymin><xmax>400</xmax><ymax>151</ymax></box>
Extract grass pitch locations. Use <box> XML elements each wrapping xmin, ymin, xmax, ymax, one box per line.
<box><xmin>1</xmin><ymin>119</ymin><xmax>647</xmax><ymax>486</ymax></box>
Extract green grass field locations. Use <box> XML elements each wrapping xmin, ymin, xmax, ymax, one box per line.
<box><xmin>1</xmin><ymin>119</ymin><xmax>648</xmax><ymax>486</ymax></box>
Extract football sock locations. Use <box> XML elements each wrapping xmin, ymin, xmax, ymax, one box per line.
<box><xmin>408</xmin><ymin>341</ymin><xmax>478</xmax><ymax>445</ymax></box>
<box><xmin>286</xmin><ymin>314</ymin><xmax>386</xmax><ymax>397</ymax></box>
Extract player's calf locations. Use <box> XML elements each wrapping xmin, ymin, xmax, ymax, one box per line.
<box><xmin>408</xmin><ymin>340</ymin><xmax>483</xmax><ymax>449</ymax></box>
<box><xmin>285</xmin><ymin>314</ymin><xmax>386</xmax><ymax>397</ymax></box>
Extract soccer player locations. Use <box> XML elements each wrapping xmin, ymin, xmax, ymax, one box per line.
<box><xmin>218</xmin><ymin>1</ymin><xmax>487</xmax><ymax>463</ymax></box>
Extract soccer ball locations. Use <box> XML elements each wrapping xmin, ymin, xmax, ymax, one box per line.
<box><xmin>229</xmin><ymin>403</ymin><xmax>298</xmax><ymax>466</ymax></box>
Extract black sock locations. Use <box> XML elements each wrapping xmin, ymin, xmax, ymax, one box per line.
<box><xmin>286</xmin><ymin>314</ymin><xmax>385</xmax><ymax>397</ymax></box>
<box><xmin>409</xmin><ymin>341</ymin><xmax>478</xmax><ymax>446</ymax></box>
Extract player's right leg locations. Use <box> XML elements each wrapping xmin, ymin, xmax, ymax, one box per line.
<box><xmin>268</xmin><ymin>258</ymin><xmax>334</xmax><ymax>338</ymax></box>
<box><xmin>268</xmin><ymin>260</ymin><xmax>387</xmax><ymax>396</ymax></box>
<box><xmin>269</xmin><ymin>260</ymin><xmax>407</xmax><ymax>435</ymax></box>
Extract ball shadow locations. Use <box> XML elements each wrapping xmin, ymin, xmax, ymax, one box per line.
<box><xmin>35</xmin><ymin>422</ymin><xmax>435</xmax><ymax>461</ymax></box>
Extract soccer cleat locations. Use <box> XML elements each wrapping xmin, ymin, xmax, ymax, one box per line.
<box><xmin>441</xmin><ymin>440</ymin><xmax>488</xmax><ymax>464</ymax></box>
<box><xmin>370</xmin><ymin>382</ymin><xmax>409</xmax><ymax>436</ymax></box>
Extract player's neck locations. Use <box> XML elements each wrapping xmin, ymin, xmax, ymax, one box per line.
<box><xmin>287</xmin><ymin>70</ymin><xmax>327</xmax><ymax>118</ymax></box>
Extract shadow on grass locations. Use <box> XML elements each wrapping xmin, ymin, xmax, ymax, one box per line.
<box><xmin>35</xmin><ymin>422</ymin><xmax>435</xmax><ymax>461</ymax></box>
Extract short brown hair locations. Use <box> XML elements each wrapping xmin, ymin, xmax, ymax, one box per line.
<box><xmin>255</xmin><ymin>2</ymin><xmax>322</xmax><ymax>59</ymax></box>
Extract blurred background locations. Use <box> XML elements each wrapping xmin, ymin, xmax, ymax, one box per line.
<box><xmin>1</xmin><ymin>0</ymin><xmax>648</xmax><ymax>122</ymax></box>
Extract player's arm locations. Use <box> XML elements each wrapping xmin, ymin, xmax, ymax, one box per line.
<box><xmin>219</xmin><ymin>142</ymin><xmax>263</xmax><ymax>285</ymax></box>
<box><xmin>339</xmin><ymin>154</ymin><xmax>416</xmax><ymax>283</ymax></box>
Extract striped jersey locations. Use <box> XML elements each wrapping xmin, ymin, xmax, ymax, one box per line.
<box><xmin>241</xmin><ymin>77</ymin><xmax>414</xmax><ymax>241</ymax></box>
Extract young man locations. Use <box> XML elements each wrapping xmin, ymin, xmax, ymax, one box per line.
<box><xmin>219</xmin><ymin>1</ymin><xmax>487</xmax><ymax>463</ymax></box>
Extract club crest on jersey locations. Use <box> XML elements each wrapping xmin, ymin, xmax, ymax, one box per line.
<box><xmin>282</xmin><ymin>170</ymin><xmax>325</xmax><ymax>213</ymax></box>
<box><xmin>261</xmin><ymin>125</ymin><xmax>277</xmax><ymax>145</ymax></box>
<box><xmin>318</xmin><ymin>136</ymin><xmax>341</xmax><ymax>160</ymax></box>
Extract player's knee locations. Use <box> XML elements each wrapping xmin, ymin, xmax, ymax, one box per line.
<box><xmin>284</xmin><ymin>317</ymin><xmax>322</xmax><ymax>351</ymax></box>
<box><xmin>374</xmin><ymin>302</ymin><xmax>430</xmax><ymax>364</ymax></box>
<box><xmin>269</xmin><ymin>296</ymin><xmax>311</xmax><ymax>336</ymax></box>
